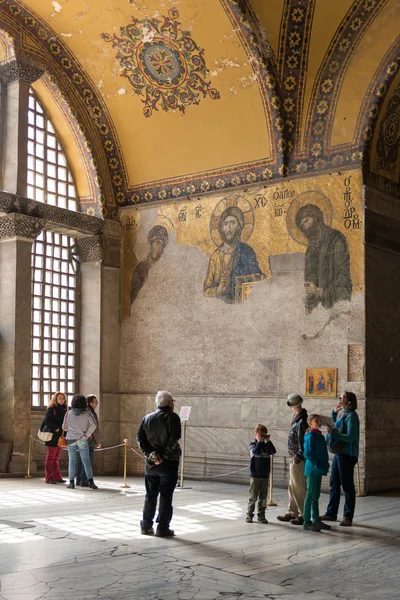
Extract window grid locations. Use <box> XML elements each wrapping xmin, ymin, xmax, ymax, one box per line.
<box><xmin>27</xmin><ymin>90</ymin><xmax>77</xmax><ymax>211</ymax></box>
<box><xmin>28</xmin><ymin>89</ymin><xmax>80</xmax><ymax>408</ymax></box>
<box><xmin>31</xmin><ymin>232</ymin><xmax>79</xmax><ymax>407</ymax></box>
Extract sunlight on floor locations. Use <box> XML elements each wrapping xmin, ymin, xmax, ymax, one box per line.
<box><xmin>0</xmin><ymin>523</ymin><xmax>45</xmax><ymax>544</ymax></box>
<box><xmin>0</xmin><ymin>488</ymin><xmax>82</xmax><ymax>508</ymax></box>
<box><xmin>35</xmin><ymin>509</ymin><xmax>207</xmax><ymax>539</ymax></box>
<box><xmin>178</xmin><ymin>499</ymin><xmax>243</xmax><ymax>520</ymax></box>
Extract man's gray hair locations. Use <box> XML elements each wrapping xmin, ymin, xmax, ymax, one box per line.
<box><xmin>155</xmin><ymin>390</ymin><xmax>174</xmax><ymax>407</ymax></box>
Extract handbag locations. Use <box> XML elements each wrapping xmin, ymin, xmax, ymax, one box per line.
<box><xmin>57</xmin><ymin>411</ymin><xmax>68</xmax><ymax>449</ymax></box>
<box><xmin>38</xmin><ymin>426</ymin><xmax>53</xmax><ymax>443</ymax></box>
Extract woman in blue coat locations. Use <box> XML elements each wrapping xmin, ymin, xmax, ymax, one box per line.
<box><xmin>303</xmin><ymin>414</ymin><xmax>330</xmax><ymax>532</ymax></box>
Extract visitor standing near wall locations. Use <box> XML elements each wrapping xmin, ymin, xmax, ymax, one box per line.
<box><xmin>277</xmin><ymin>393</ymin><xmax>308</xmax><ymax>525</ymax></box>
<box><xmin>137</xmin><ymin>390</ymin><xmax>181</xmax><ymax>537</ymax></box>
<box><xmin>75</xmin><ymin>394</ymin><xmax>101</xmax><ymax>487</ymax></box>
<box><xmin>42</xmin><ymin>391</ymin><xmax>67</xmax><ymax>484</ymax></box>
<box><xmin>320</xmin><ymin>391</ymin><xmax>360</xmax><ymax>526</ymax></box>
<box><xmin>63</xmin><ymin>394</ymin><xmax>98</xmax><ymax>490</ymax></box>
<box><xmin>246</xmin><ymin>424</ymin><xmax>276</xmax><ymax>524</ymax></box>
<box><xmin>303</xmin><ymin>414</ymin><xmax>330</xmax><ymax>532</ymax></box>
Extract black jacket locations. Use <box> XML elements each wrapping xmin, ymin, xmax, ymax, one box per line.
<box><xmin>137</xmin><ymin>406</ymin><xmax>181</xmax><ymax>469</ymax></box>
<box><xmin>42</xmin><ymin>404</ymin><xmax>67</xmax><ymax>447</ymax></box>
<box><xmin>287</xmin><ymin>408</ymin><xmax>308</xmax><ymax>462</ymax></box>
<box><xmin>249</xmin><ymin>440</ymin><xmax>276</xmax><ymax>478</ymax></box>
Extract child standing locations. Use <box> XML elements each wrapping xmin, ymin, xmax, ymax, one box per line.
<box><xmin>246</xmin><ymin>424</ymin><xmax>276</xmax><ymax>524</ymax></box>
<box><xmin>303</xmin><ymin>414</ymin><xmax>330</xmax><ymax>532</ymax></box>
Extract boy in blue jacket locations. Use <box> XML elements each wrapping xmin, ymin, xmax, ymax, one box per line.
<box><xmin>303</xmin><ymin>414</ymin><xmax>330</xmax><ymax>532</ymax></box>
<box><xmin>246</xmin><ymin>424</ymin><xmax>276</xmax><ymax>524</ymax></box>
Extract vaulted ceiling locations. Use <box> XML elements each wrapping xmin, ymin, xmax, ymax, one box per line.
<box><xmin>0</xmin><ymin>0</ymin><xmax>399</xmax><ymax>216</ymax></box>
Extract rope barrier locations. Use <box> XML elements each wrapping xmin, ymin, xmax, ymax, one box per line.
<box><xmin>28</xmin><ymin>436</ymin><xmax>362</xmax><ymax>500</ymax></box>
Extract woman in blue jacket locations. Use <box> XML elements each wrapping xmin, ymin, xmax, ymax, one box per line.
<box><xmin>303</xmin><ymin>414</ymin><xmax>330</xmax><ymax>532</ymax></box>
<box><xmin>321</xmin><ymin>391</ymin><xmax>360</xmax><ymax>526</ymax></box>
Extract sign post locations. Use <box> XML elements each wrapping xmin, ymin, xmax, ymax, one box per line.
<box><xmin>179</xmin><ymin>406</ymin><xmax>191</xmax><ymax>489</ymax></box>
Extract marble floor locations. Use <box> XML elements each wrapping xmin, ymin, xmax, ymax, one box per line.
<box><xmin>0</xmin><ymin>477</ymin><xmax>398</xmax><ymax>600</ymax></box>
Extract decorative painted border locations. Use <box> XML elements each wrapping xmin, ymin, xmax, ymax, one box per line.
<box><xmin>305</xmin><ymin>0</ymin><xmax>388</xmax><ymax>160</ymax></box>
<box><xmin>278</xmin><ymin>0</ymin><xmax>315</xmax><ymax>158</ymax></box>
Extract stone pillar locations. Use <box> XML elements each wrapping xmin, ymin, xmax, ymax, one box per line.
<box><xmin>0</xmin><ymin>213</ymin><xmax>43</xmax><ymax>474</ymax></box>
<box><xmin>76</xmin><ymin>220</ymin><xmax>121</xmax><ymax>475</ymax></box>
<box><xmin>0</xmin><ymin>59</ymin><xmax>44</xmax><ymax>194</ymax></box>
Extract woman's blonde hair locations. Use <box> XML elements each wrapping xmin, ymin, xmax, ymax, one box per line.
<box><xmin>48</xmin><ymin>391</ymin><xmax>66</xmax><ymax>408</ymax></box>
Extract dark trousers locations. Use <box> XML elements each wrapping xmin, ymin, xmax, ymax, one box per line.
<box><xmin>326</xmin><ymin>453</ymin><xmax>358</xmax><ymax>521</ymax></box>
<box><xmin>247</xmin><ymin>477</ymin><xmax>268</xmax><ymax>517</ymax></box>
<box><xmin>76</xmin><ymin>444</ymin><xmax>95</xmax><ymax>483</ymax></box>
<box><xmin>142</xmin><ymin>462</ymin><xmax>178</xmax><ymax>530</ymax></box>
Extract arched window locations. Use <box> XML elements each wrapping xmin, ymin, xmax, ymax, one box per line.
<box><xmin>29</xmin><ymin>89</ymin><xmax>79</xmax><ymax>407</ymax></box>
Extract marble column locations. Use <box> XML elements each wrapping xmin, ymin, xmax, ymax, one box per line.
<box><xmin>0</xmin><ymin>59</ymin><xmax>44</xmax><ymax>195</ymax></box>
<box><xmin>76</xmin><ymin>220</ymin><xmax>121</xmax><ymax>475</ymax></box>
<box><xmin>0</xmin><ymin>213</ymin><xmax>43</xmax><ymax>474</ymax></box>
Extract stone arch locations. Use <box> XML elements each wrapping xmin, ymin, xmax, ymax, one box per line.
<box><xmin>0</xmin><ymin>16</ymin><xmax>117</xmax><ymax>218</ymax></box>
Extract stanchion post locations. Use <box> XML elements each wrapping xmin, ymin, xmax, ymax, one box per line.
<box><xmin>267</xmin><ymin>455</ymin><xmax>277</xmax><ymax>506</ymax></box>
<box><xmin>356</xmin><ymin>461</ymin><xmax>362</xmax><ymax>497</ymax></box>
<box><xmin>25</xmin><ymin>435</ymin><xmax>33</xmax><ymax>479</ymax></box>
<box><xmin>179</xmin><ymin>420</ymin><xmax>186</xmax><ymax>489</ymax></box>
<box><xmin>120</xmin><ymin>439</ymin><xmax>131</xmax><ymax>488</ymax></box>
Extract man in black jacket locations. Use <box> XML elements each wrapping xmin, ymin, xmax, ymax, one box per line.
<box><xmin>277</xmin><ymin>393</ymin><xmax>308</xmax><ymax>526</ymax></box>
<box><xmin>137</xmin><ymin>390</ymin><xmax>181</xmax><ymax>537</ymax></box>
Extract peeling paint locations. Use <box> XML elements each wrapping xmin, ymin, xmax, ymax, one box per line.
<box><xmin>61</xmin><ymin>33</ymin><xmax>72</xmax><ymax>37</ymax></box>
<box><xmin>98</xmin><ymin>79</ymin><xmax>103</xmax><ymax>89</ymax></box>
<box><xmin>118</xmin><ymin>88</ymin><xmax>127</xmax><ymax>95</ymax></box>
<box><xmin>210</xmin><ymin>58</ymin><xmax>241</xmax><ymax>77</ymax></box>
<box><xmin>52</xmin><ymin>1</ymin><xmax>62</xmax><ymax>13</ymax></box>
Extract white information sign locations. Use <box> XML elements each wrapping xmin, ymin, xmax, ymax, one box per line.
<box><xmin>180</xmin><ymin>406</ymin><xmax>192</xmax><ymax>421</ymax></box>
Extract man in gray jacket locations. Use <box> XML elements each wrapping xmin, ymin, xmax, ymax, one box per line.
<box><xmin>137</xmin><ymin>391</ymin><xmax>181</xmax><ymax>537</ymax></box>
<box><xmin>277</xmin><ymin>393</ymin><xmax>308</xmax><ymax>525</ymax></box>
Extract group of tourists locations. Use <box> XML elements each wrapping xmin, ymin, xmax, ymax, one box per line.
<box><xmin>135</xmin><ymin>388</ymin><xmax>359</xmax><ymax>538</ymax></box>
<box><xmin>248</xmin><ymin>391</ymin><xmax>360</xmax><ymax>532</ymax></box>
<box><xmin>40</xmin><ymin>386</ymin><xmax>359</xmax><ymax>538</ymax></box>
<box><xmin>41</xmin><ymin>392</ymin><xmax>100</xmax><ymax>489</ymax></box>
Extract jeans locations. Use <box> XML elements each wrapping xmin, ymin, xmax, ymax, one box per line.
<box><xmin>142</xmin><ymin>461</ymin><xmax>179</xmax><ymax>530</ymax></box>
<box><xmin>247</xmin><ymin>477</ymin><xmax>268</xmax><ymax>517</ymax></box>
<box><xmin>45</xmin><ymin>446</ymin><xmax>63</xmax><ymax>483</ymax></box>
<box><xmin>68</xmin><ymin>438</ymin><xmax>93</xmax><ymax>481</ymax></box>
<box><xmin>76</xmin><ymin>444</ymin><xmax>95</xmax><ymax>483</ymax></box>
<box><xmin>326</xmin><ymin>453</ymin><xmax>358</xmax><ymax>521</ymax></box>
<box><xmin>288</xmin><ymin>458</ymin><xmax>307</xmax><ymax>517</ymax></box>
<box><xmin>303</xmin><ymin>475</ymin><xmax>322</xmax><ymax>524</ymax></box>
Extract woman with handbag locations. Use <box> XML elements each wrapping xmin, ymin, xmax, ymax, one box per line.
<box><xmin>320</xmin><ymin>391</ymin><xmax>360</xmax><ymax>526</ymax></box>
<box><xmin>63</xmin><ymin>394</ymin><xmax>98</xmax><ymax>489</ymax></box>
<box><xmin>76</xmin><ymin>394</ymin><xmax>101</xmax><ymax>487</ymax></box>
<box><xmin>42</xmin><ymin>391</ymin><xmax>67</xmax><ymax>484</ymax></box>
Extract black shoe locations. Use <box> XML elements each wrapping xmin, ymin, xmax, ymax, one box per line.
<box><xmin>246</xmin><ymin>515</ymin><xmax>253</xmax><ymax>523</ymax></box>
<box><xmin>141</xmin><ymin>526</ymin><xmax>154</xmax><ymax>535</ymax></box>
<box><xmin>46</xmin><ymin>480</ymin><xmax>58</xmax><ymax>484</ymax></box>
<box><xmin>314</xmin><ymin>519</ymin><xmax>331</xmax><ymax>530</ymax></box>
<box><xmin>75</xmin><ymin>480</ymin><xmax>81</xmax><ymax>486</ymax></box>
<box><xmin>303</xmin><ymin>522</ymin><xmax>321</xmax><ymax>532</ymax></box>
<box><xmin>156</xmin><ymin>528</ymin><xmax>175</xmax><ymax>537</ymax></box>
<box><xmin>80</xmin><ymin>481</ymin><xmax>89</xmax><ymax>487</ymax></box>
<box><xmin>257</xmin><ymin>516</ymin><xmax>268</xmax><ymax>524</ymax></box>
<box><xmin>57</xmin><ymin>479</ymin><xmax>67</xmax><ymax>483</ymax></box>
<box><xmin>67</xmin><ymin>481</ymin><xmax>75</xmax><ymax>489</ymax></box>
<box><xmin>88</xmin><ymin>479</ymin><xmax>98</xmax><ymax>490</ymax></box>
<box><xmin>290</xmin><ymin>516</ymin><xmax>304</xmax><ymax>526</ymax></box>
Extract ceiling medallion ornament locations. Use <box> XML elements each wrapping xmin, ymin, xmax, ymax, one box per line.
<box><xmin>101</xmin><ymin>8</ymin><xmax>220</xmax><ymax>118</ymax></box>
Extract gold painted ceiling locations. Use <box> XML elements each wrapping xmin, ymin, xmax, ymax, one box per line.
<box><xmin>0</xmin><ymin>0</ymin><xmax>399</xmax><ymax>216</ymax></box>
